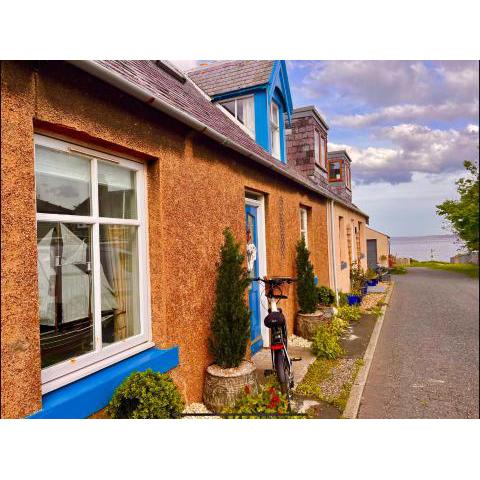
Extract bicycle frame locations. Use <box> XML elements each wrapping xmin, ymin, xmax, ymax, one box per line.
<box><xmin>254</xmin><ymin>277</ymin><xmax>296</xmax><ymax>399</ymax></box>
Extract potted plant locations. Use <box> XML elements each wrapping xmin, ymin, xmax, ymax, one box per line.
<box><xmin>203</xmin><ymin>228</ymin><xmax>258</xmax><ymax>412</ymax></box>
<box><xmin>350</xmin><ymin>261</ymin><xmax>367</xmax><ymax>296</ymax></box>
<box><xmin>366</xmin><ymin>268</ymin><xmax>378</xmax><ymax>287</ymax></box>
<box><xmin>347</xmin><ymin>290</ymin><xmax>362</xmax><ymax>306</ymax></box>
<box><xmin>317</xmin><ymin>284</ymin><xmax>337</xmax><ymax>316</ymax></box>
<box><xmin>294</xmin><ymin>238</ymin><xmax>326</xmax><ymax>340</ymax></box>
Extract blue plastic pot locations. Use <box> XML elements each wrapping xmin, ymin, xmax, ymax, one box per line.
<box><xmin>367</xmin><ymin>279</ymin><xmax>378</xmax><ymax>286</ymax></box>
<box><xmin>347</xmin><ymin>294</ymin><xmax>361</xmax><ymax>306</ymax></box>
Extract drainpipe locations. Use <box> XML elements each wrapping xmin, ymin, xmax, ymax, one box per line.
<box><xmin>328</xmin><ymin>199</ymin><xmax>339</xmax><ymax>305</ymax></box>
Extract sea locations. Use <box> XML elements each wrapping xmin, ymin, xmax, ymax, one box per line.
<box><xmin>390</xmin><ymin>234</ymin><xmax>466</xmax><ymax>262</ymax></box>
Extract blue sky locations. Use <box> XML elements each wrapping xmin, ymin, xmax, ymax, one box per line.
<box><xmin>174</xmin><ymin>60</ymin><xmax>479</xmax><ymax>237</ymax></box>
<box><xmin>287</xmin><ymin>60</ymin><xmax>479</xmax><ymax>236</ymax></box>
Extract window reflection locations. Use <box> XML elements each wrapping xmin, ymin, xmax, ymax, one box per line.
<box><xmin>35</xmin><ymin>145</ymin><xmax>91</xmax><ymax>215</ymax></box>
<box><xmin>100</xmin><ymin>225</ymin><xmax>140</xmax><ymax>346</ymax></box>
<box><xmin>37</xmin><ymin>222</ymin><xmax>94</xmax><ymax>368</ymax></box>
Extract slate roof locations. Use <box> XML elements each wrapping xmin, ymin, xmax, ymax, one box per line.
<box><xmin>89</xmin><ymin>60</ymin><xmax>367</xmax><ymax>218</ymax></box>
<box><xmin>187</xmin><ymin>60</ymin><xmax>275</xmax><ymax>97</ymax></box>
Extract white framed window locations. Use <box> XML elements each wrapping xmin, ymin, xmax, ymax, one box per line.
<box><xmin>34</xmin><ymin>134</ymin><xmax>151</xmax><ymax>393</ymax></box>
<box><xmin>314</xmin><ymin>131</ymin><xmax>320</xmax><ymax>166</ymax></box>
<box><xmin>300</xmin><ymin>207</ymin><xmax>308</xmax><ymax>247</ymax></box>
<box><xmin>270</xmin><ymin>101</ymin><xmax>281</xmax><ymax>159</ymax></box>
<box><xmin>219</xmin><ymin>95</ymin><xmax>255</xmax><ymax>137</ymax></box>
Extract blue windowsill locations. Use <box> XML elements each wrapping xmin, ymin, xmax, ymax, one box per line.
<box><xmin>28</xmin><ymin>346</ymin><xmax>179</xmax><ymax>419</ymax></box>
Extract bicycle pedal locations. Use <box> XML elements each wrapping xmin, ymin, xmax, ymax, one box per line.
<box><xmin>291</xmin><ymin>357</ymin><xmax>302</xmax><ymax>362</ymax></box>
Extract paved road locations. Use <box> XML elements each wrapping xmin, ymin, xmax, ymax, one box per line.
<box><xmin>358</xmin><ymin>268</ymin><xmax>479</xmax><ymax>418</ymax></box>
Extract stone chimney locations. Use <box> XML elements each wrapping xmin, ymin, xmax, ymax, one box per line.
<box><xmin>286</xmin><ymin>106</ymin><xmax>330</xmax><ymax>188</ymax></box>
<box><xmin>327</xmin><ymin>150</ymin><xmax>352</xmax><ymax>202</ymax></box>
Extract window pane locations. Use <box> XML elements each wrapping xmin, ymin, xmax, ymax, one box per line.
<box><xmin>271</xmin><ymin>102</ymin><xmax>279</xmax><ymax>126</ymax></box>
<box><xmin>314</xmin><ymin>132</ymin><xmax>320</xmax><ymax>164</ymax></box>
<box><xmin>35</xmin><ymin>145</ymin><xmax>91</xmax><ymax>215</ymax></box>
<box><xmin>221</xmin><ymin>100</ymin><xmax>236</xmax><ymax>117</ymax></box>
<box><xmin>98</xmin><ymin>162</ymin><xmax>137</xmax><ymax>219</ymax></box>
<box><xmin>329</xmin><ymin>161</ymin><xmax>341</xmax><ymax>180</ymax></box>
<box><xmin>271</xmin><ymin>127</ymin><xmax>280</xmax><ymax>159</ymax></box>
<box><xmin>100</xmin><ymin>225</ymin><xmax>140</xmax><ymax>346</ymax></box>
<box><xmin>237</xmin><ymin>99</ymin><xmax>244</xmax><ymax>124</ymax></box>
<box><xmin>37</xmin><ymin>222</ymin><xmax>94</xmax><ymax>368</ymax></box>
<box><xmin>243</xmin><ymin>97</ymin><xmax>255</xmax><ymax>134</ymax></box>
<box><xmin>320</xmin><ymin>137</ymin><xmax>326</xmax><ymax>167</ymax></box>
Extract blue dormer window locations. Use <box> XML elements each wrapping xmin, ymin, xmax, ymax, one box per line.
<box><xmin>270</xmin><ymin>101</ymin><xmax>281</xmax><ymax>159</ymax></box>
<box><xmin>219</xmin><ymin>96</ymin><xmax>255</xmax><ymax>138</ymax></box>
<box><xmin>189</xmin><ymin>61</ymin><xmax>293</xmax><ymax>163</ymax></box>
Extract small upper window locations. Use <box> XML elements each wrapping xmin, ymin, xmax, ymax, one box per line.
<box><xmin>314</xmin><ymin>131</ymin><xmax>320</xmax><ymax>166</ymax></box>
<box><xmin>329</xmin><ymin>161</ymin><xmax>342</xmax><ymax>181</ymax></box>
<box><xmin>220</xmin><ymin>96</ymin><xmax>255</xmax><ymax>137</ymax></box>
<box><xmin>270</xmin><ymin>101</ymin><xmax>281</xmax><ymax>160</ymax></box>
<box><xmin>345</xmin><ymin>163</ymin><xmax>351</xmax><ymax>189</ymax></box>
<box><xmin>320</xmin><ymin>136</ymin><xmax>326</xmax><ymax>169</ymax></box>
<box><xmin>300</xmin><ymin>207</ymin><xmax>308</xmax><ymax>246</ymax></box>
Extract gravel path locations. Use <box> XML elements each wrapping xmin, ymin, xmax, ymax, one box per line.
<box><xmin>358</xmin><ymin>268</ymin><xmax>479</xmax><ymax>418</ymax></box>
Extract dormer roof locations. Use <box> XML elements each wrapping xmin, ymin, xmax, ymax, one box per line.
<box><xmin>187</xmin><ymin>60</ymin><xmax>275</xmax><ymax>97</ymax></box>
<box><xmin>292</xmin><ymin>106</ymin><xmax>329</xmax><ymax>132</ymax></box>
<box><xmin>328</xmin><ymin>149</ymin><xmax>352</xmax><ymax>164</ymax></box>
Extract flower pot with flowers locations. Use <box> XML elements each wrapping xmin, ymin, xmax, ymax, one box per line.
<box><xmin>203</xmin><ymin>228</ymin><xmax>258</xmax><ymax>412</ymax></box>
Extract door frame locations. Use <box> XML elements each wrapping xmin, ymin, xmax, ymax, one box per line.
<box><xmin>245</xmin><ymin>193</ymin><xmax>269</xmax><ymax>348</ymax></box>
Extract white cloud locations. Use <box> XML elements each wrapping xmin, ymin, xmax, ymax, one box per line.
<box><xmin>467</xmin><ymin>124</ymin><xmax>479</xmax><ymax>133</ymax></box>
<box><xmin>332</xmin><ymin>101</ymin><xmax>478</xmax><ymax>128</ymax></box>
<box><xmin>329</xmin><ymin>124</ymin><xmax>479</xmax><ymax>184</ymax></box>
<box><xmin>298</xmin><ymin>60</ymin><xmax>478</xmax><ymax>107</ymax></box>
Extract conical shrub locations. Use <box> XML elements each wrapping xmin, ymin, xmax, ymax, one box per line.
<box><xmin>209</xmin><ymin>228</ymin><xmax>251</xmax><ymax>368</ymax></box>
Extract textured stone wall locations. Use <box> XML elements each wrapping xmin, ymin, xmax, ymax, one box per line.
<box><xmin>1</xmin><ymin>61</ymin><xmax>330</xmax><ymax>417</ymax></box>
<box><xmin>333</xmin><ymin>203</ymin><xmax>368</xmax><ymax>293</ymax></box>
<box><xmin>286</xmin><ymin>116</ymin><xmax>329</xmax><ymax>188</ymax></box>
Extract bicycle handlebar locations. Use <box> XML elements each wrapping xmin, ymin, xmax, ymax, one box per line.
<box><xmin>252</xmin><ymin>276</ymin><xmax>297</xmax><ymax>284</ymax></box>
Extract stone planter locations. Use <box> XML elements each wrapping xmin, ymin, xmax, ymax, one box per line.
<box><xmin>203</xmin><ymin>360</ymin><xmax>258</xmax><ymax>412</ymax></box>
<box><xmin>295</xmin><ymin>307</ymin><xmax>335</xmax><ymax>341</ymax></box>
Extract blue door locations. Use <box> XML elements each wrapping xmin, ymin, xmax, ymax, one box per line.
<box><xmin>245</xmin><ymin>204</ymin><xmax>263</xmax><ymax>355</ymax></box>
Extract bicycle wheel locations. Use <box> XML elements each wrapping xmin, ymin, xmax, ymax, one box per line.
<box><xmin>274</xmin><ymin>349</ymin><xmax>290</xmax><ymax>396</ymax></box>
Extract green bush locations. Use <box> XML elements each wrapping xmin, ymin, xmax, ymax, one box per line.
<box><xmin>296</xmin><ymin>237</ymin><xmax>318</xmax><ymax>314</ymax></box>
<box><xmin>311</xmin><ymin>323</ymin><xmax>344</xmax><ymax>359</ymax></box>
<box><xmin>107</xmin><ymin>369</ymin><xmax>184</xmax><ymax>419</ymax></box>
<box><xmin>336</xmin><ymin>305</ymin><xmax>361</xmax><ymax>323</ymax></box>
<box><xmin>223</xmin><ymin>384</ymin><xmax>291</xmax><ymax>418</ymax></box>
<box><xmin>317</xmin><ymin>285</ymin><xmax>336</xmax><ymax>306</ymax></box>
<box><xmin>338</xmin><ymin>291</ymin><xmax>349</xmax><ymax>306</ymax></box>
<box><xmin>209</xmin><ymin>228</ymin><xmax>251</xmax><ymax>368</ymax></box>
<box><xmin>330</xmin><ymin>317</ymin><xmax>349</xmax><ymax>336</ymax></box>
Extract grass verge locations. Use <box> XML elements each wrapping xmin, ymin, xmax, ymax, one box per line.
<box><xmin>295</xmin><ymin>358</ymin><xmax>364</xmax><ymax>413</ymax></box>
<box><xmin>410</xmin><ymin>260</ymin><xmax>479</xmax><ymax>278</ymax></box>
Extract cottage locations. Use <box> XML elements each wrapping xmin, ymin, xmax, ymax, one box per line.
<box><xmin>366</xmin><ymin>226</ymin><xmax>391</xmax><ymax>269</ymax></box>
<box><xmin>1</xmin><ymin>60</ymin><xmax>369</xmax><ymax>418</ymax></box>
<box><xmin>286</xmin><ymin>106</ymin><xmax>369</xmax><ymax>294</ymax></box>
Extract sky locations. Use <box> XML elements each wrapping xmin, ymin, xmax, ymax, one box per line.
<box><xmin>173</xmin><ymin>60</ymin><xmax>479</xmax><ymax>237</ymax></box>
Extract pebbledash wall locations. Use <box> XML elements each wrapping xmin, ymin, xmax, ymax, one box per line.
<box><xmin>1</xmin><ymin>61</ymin><xmax>331</xmax><ymax>418</ymax></box>
<box><xmin>333</xmin><ymin>203</ymin><xmax>368</xmax><ymax>293</ymax></box>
